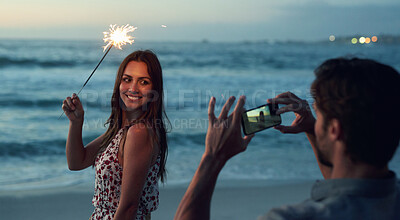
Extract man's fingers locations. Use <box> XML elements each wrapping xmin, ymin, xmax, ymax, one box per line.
<box><xmin>275</xmin><ymin>91</ymin><xmax>300</xmax><ymax>100</ymax></box>
<box><xmin>269</xmin><ymin>98</ymin><xmax>298</xmax><ymax>105</ymax></box>
<box><xmin>218</xmin><ymin>96</ymin><xmax>235</xmax><ymax>120</ymax></box>
<box><xmin>274</xmin><ymin>125</ymin><xmax>300</xmax><ymax>134</ymax></box>
<box><xmin>243</xmin><ymin>134</ymin><xmax>254</xmax><ymax>147</ymax></box>
<box><xmin>232</xmin><ymin>95</ymin><xmax>246</xmax><ymax>123</ymax></box>
<box><xmin>275</xmin><ymin>104</ymin><xmax>299</xmax><ymax>115</ymax></box>
<box><xmin>208</xmin><ymin>97</ymin><xmax>216</xmax><ymax>123</ymax></box>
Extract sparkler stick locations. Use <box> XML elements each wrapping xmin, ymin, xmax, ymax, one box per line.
<box><xmin>75</xmin><ymin>45</ymin><xmax>113</xmax><ymax>96</ymax></box>
<box><xmin>59</xmin><ymin>24</ymin><xmax>137</xmax><ymax>119</ymax></box>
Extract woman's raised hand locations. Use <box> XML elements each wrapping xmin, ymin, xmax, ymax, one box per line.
<box><xmin>62</xmin><ymin>93</ymin><xmax>84</xmax><ymax>123</ymax></box>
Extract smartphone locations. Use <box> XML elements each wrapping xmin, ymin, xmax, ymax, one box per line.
<box><xmin>241</xmin><ymin>103</ymin><xmax>281</xmax><ymax>135</ymax></box>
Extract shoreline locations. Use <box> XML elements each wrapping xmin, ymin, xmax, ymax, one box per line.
<box><xmin>0</xmin><ymin>179</ymin><xmax>314</xmax><ymax>220</ymax></box>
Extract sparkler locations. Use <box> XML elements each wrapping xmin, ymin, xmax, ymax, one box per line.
<box><xmin>103</xmin><ymin>24</ymin><xmax>137</xmax><ymax>51</ymax></box>
<box><xmin>59</xmin><ymin>24</ymin><xmax>137</xmax><ymax>119</ymax></box>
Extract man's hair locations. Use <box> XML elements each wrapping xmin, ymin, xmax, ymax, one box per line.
<box><xmin>311</xmin><ymin>58</ymin><xmax>400</xmax><ymax>168</ymax></box>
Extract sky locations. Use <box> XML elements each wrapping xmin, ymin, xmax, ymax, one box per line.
<box><xmin>0</xmin><ymin>0</ymin><xmax>399</xmax><ymax>42</ymax></box>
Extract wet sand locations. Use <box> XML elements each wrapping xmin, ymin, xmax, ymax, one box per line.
<box><xmin>0</xmin><ymin>180</ymin><xmax>314</xmax><ymax>220</ymax></box>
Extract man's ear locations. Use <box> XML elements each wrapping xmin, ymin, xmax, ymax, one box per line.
<box><xmin>328</xmin><ymin>118</ymin><xmax>342</xmax><ymax>141</ymax></box>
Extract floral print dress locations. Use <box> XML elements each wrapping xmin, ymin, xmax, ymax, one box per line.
<box><xmin>90</xmin><ymin>128</ymin><xmax>160</xmax><ymax>220</ymax></box>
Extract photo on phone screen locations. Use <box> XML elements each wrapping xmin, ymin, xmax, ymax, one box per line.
<box><xmin>241</xmin><ymin>103</ymin><xmax>281</xmax><ymax>135</ymax></box>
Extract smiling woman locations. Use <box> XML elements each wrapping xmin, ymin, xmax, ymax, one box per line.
<box><xmin>62</xmin><ymin>50</ymin><xmax>169</xmax><ymax>220</ymax></box>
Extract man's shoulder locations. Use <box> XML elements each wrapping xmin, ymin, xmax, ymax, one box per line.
<box><xmin>257</xmin><ymin>199</ymin><xmax>328</xmax><ymax>220</ymax></box>
<box><xmin>257</xmin><ymin>195</ymin><xmax>378</xmax><ymax>220</ymax></box>
<box><xmin>258</xmin><ymin>177</ymin><xmax>400</xmax><ymax>220</ymax></box>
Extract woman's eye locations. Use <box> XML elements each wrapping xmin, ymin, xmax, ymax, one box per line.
<box><xmin>140</xmin><ymin>80</ymin><xmax>150</xmax><ymax>85</ymax></box>
<box><xmin>123</xmin><ymin>78</ymin><xmax>131</xmax><ymax>82</ymax></box>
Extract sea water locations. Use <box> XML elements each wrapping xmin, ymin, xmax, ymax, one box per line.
<box><xmin>0</xmin><ymin>39</ymin><xmax>399</xmax><ymax>191</ymax></box>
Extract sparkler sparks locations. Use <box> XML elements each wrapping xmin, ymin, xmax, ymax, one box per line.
<box><xmin>103</xmin><ymin>24</ymin><xmax>137</xmax><ymax>51</ymax></box>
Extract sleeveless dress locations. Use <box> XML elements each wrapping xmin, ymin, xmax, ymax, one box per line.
<box><xmin>91</xmin><ymin>128</ymin><xmax>160</xmax><ymax>220</ymax></box>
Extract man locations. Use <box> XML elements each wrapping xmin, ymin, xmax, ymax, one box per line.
<box><xmin>174</xmin><ymin>58</ymin><xmax>400</xmax><ymax>220</ymax></box>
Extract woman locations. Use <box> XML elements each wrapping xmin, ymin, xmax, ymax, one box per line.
<box><xmin>62</xmin><ymin>50</ymin><xmax>169</xmax><ymax>220</ymax></box>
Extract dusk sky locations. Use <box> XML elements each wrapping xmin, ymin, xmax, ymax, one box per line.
<box><xmin>1</xmin><ymin>0</ymin><xmax>399</xmax><ymax>42</ymax></box>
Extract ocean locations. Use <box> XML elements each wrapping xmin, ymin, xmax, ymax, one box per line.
<box><xmin>0</xmin><ymin>39</ymin><xmax>399</xmax><ymax>191</ymax></box>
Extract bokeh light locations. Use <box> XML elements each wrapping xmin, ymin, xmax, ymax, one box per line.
<box><xmin>359</xmin><ymin>37</ymin><xmax>366</xmax><ymax>44</ymax></box>
<box><xmin>372</xmin><ymin>36</ymin><xmax>378</xmax><ymax>42</ymax></box>
<box><xmin>351</xmin><ymin>38</ymin><xmax>358</xmax><ymax>44</ymax></box>
<box><xmin>365</xmin><ymin>37</ymin><xmax>371</xmax><ymax>44</ymax></box>
<box><xmin>329</xmin><ymin>35</ymin><xmax>335</xmax><ymax>42</ymax></box>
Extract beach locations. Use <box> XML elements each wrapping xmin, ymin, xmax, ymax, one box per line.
<box><xmin>1</xmin><ymin>40</ymin><xmax>399</xmax><ymax>220</ymax></box>
<box><xmin>0</xmin><ymin>180</ymin><xmax>313</xmax><ymax>220</ymax></box>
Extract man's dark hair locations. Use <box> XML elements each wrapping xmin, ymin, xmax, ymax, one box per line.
<box><xmin>311</xmin><ymin>58</ymin><xmax>400</xmax><ymax>168</ymax></box>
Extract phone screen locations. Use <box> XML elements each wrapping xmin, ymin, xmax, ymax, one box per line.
<box><xmin>241</xmin><ymin>103</ymin><xmax>281</xmax><ymax>135</ymax></box>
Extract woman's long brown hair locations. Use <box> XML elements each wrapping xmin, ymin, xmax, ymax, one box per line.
<box><xmin>97</xmin><ymin>50</ymin><xmax>170</xmax><ymax>182</ymax></box>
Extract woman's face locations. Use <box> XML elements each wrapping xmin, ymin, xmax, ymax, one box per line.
<box><xmin>119</xmin><ymin>61</ymin><xmax>153</xmax><ymax>112</ymax></box>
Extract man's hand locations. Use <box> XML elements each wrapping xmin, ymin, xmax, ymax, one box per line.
<box><xmin>269</xmin><ymin>92</ymin><xmax>332</xmax><ymax>178</ymax></box>
<box><xmin>268</xmin><ymin>91</ymin><xmax>315</xmax><ymax>134</ymax></box>
<box><xmin>174</xmin><ymin>96</ymin><xmax>254</xmax><ymax>220</ymax></box>
<box><xmin>205</xmin><ymin>96</ymin><xmax>254</xmax><ymax>163</ymax></box>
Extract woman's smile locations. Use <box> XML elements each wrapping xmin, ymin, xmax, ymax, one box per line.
<box><xmin>125</xmin><ymin>93</ymin><xmax>142</xmax><ymax>102</ymax></box>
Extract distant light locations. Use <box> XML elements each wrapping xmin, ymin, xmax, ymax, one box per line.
<box><xmin>372</xmin><ymin>36</ymin><xmax>378</xmax><ymax>42</ymax></box>
<box><xmin>329</xmin><ymin>35</ymin><xmax>335</xmax><ymax>42</ymax></box>
<box><xmin>351</xmin><ymin>38</ymin><xmax>358</xmax><ymax>44</ymax></box>
<box><xmin>161</xmin><ymin>25</ymin><xmax>167</xmax><ymax>28</ymax></box>
<box><xmin>359</xmin><ymin>37</ymin><xmax>366</xmax><ymax>44</ymax></box>
<box><xmin>365</xmin><ymin>37</ymin><xmax>371</xmax><ymax>44</ymax></box>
